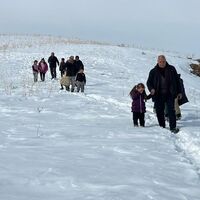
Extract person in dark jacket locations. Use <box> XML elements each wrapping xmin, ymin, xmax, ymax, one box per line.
<box><xmin>130</xmin><ymin>83</ymin><xmax>151</xmax><ymax>127</ymax></box>
<box><xmin>147</xmin><ymin>55</ymin><xmax>182</xmax><ymax>133</ymax></box>
<box><xmin>74</xmin><ymin>56</ymin><xmax>84</xmax><ymax>74</ymax></box>
<box><xmin>165</xmin><ymin>74</ymin><xmax>189</xmax><ymax>120</ymax></box>
<box><xmin>59</xmin><ymin>58</ymin><xmax>66</xmax><ymax>77</ymax></box>
<box><xmin>178</xmin><ymin>74</ymin><xmax>189</xmax><ymax>106</ymax></box>
<box><xmin>48</xmin><ymin>52</ymin><xmax>59</xmax><ymax>79</ymax></box>
<box><xmin>32</xmin><ymin>60</ymin><xmax>39</xmax><ymax>82</ymax></box>
<box><xmin>65</xmin><ymin>56</ymin><xmax>77</xmax><ymax>92</ymax></box>
<box><xmin>76</xmin><ymin>69</ymin><xmax>86</xmax><ymax>92</ymax></box>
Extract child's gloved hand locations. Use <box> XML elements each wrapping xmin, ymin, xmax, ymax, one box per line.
<box><xmin>151</xmin><ymin>89</ymin><xmax>155</xmax><ymax>95</ymax></box>
<box><xmin>177</xmin><ymin>93</ymin><xmax>182</xmax><ymax>99</ymax></box>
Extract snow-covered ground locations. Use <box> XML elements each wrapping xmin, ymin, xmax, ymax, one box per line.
<box><xmin>0</xmin><ymin>35</ymin><xmax>200</xmax><ymax>200</ymax></box>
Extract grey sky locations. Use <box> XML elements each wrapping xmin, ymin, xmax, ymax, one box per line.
<box><xmin>0</xmin><ymin>0</ymin><xmax>199</xmax><ymax>54</ymax></box>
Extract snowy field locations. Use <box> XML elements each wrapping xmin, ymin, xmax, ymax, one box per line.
<box><xmin>0</xmin><ymin>35</ymin><xmax>200</xmax><ymax>200</ymax></box>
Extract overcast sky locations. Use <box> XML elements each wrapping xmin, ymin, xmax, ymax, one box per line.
<box><xmin>0</xmin><ymin>0</ymin><xmax>199</xmax><ymax>54</ymax></box>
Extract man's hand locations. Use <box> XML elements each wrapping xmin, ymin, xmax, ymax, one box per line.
<box><xmin>151</xmin><ymin>89</ymin><xmax>156</xmax><ymax>95</ymax></box>
<box><xmin>177</xmin><ymin>93</ymin><xmax>182</xmax><ymax>99</ymax></box>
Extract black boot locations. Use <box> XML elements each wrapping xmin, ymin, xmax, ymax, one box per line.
<box><xmin>66</xmin><ymin>86</ymin><xmax>70</xmax><ymax>91</ymax></box>
<box><xmin>170</xmin><ymin>127</ymin><xmax>179</xmax><ymax>134</ymax></box>
<box><xmin>60</xmin><ymin>85</ymin><xmax>64</xmax><ymax>90</ymax></box>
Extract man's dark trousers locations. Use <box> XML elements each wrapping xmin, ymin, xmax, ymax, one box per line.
<box><xmin>50</xmin><ymin>67</ymin><xmax>57</xmax><ymax>79</ymax></box>
<box><xmin>154</xmin><ymin>95</ymin><xmax>176</xmax><ymax>130</ymax></box>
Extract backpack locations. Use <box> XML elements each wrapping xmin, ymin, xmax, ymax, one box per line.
<box><xmin>60</xmin><ymin>72</ymin><xmax>70</xmax><ymax>86</ymax></box>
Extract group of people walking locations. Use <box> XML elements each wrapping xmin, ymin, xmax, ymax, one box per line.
<box><xmin>32</xmin><ymin>53</ymin><xmax>86</xmax><ymax>92</ymax></box>
<box><xmin>33</xmin><ymin>53</ymin><xmax>188</xmax><ymax>133</ymax></box>
<box><xmin>59</xmin><ymin>55</ymin><xmax>86</xmax><ymax>92</ymax></box>
<box><xmin>130</xmin><ymin>55</ymin><xmax>188</xmax><ymax>134</ymax></box>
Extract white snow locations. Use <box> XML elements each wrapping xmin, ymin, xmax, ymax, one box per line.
<box><xmin>0</xmin><ymin>35</ymin><xmax>200</xmax><ymax>200</ymax></box>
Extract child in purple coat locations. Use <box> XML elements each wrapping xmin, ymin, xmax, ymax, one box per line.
<box><xmin>130</xmin><ymin>83</ymin><xmax>151</xmax><ymax>127</ymax></box>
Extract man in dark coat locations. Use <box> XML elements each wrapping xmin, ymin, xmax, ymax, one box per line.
<box><xmin>147</xmin><ymin>55</ymin><xmax>182</xmax><ymax>133</ymax></box>
<box><xmin>48</xmin><ymin>52</ymin><xmax>59</xmax><ymax>79</ymax></box>
<box><xmin>74</xmin><ymin>56</ymin><xmax>84</xmax><ymax>74</ymax></box>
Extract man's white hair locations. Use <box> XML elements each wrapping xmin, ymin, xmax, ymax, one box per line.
<box><xmin>158</xmin><ymin>55</ymin><xmax>166</xmax><ymax>60</ymax></box>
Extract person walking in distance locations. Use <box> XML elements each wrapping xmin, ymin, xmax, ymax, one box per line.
<box><xmin>65</xmin><ymin>56</ymin><xmax>77</xmax><ymax>92</ymax></box>
<box><xmin>147</xmin><ymin>55</ymin><xmax>182</xmax><ymax>133</ymax></box>
<box><xmin>74</xmin><ymin>55</ymin><xmax>84</xmax><ymax>74</ymax></box>
<box><xmin>32</xmin><ymin>60</ymin><xmax>39</xmax><ymax>82</ymax></box>
<box><xmin>48</xmin><ymin>52</ymin><xmax>59</xmax><ymax>79</ymax></box>
<box><xmin>38</xmin><ymin>58</ymin><xmax>48</xmax><ymax>82</ymax></box>
<box><xmin>76</xmin><ymin>69</ymin><xmax>86</xmax><ymax>92</ymax></box>
<box><xmin>59</xmin><ymin>58</ymin><xmax>66</xmax><ymax>77</ymax></box>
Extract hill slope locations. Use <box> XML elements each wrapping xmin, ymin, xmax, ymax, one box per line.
<box><xmin>0</xmin><ymin>35</ymin><xmax>200</xmax><ymax>200</ymax></box>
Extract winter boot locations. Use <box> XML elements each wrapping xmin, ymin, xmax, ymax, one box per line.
<box><xmin>66</xmin><ymin>86</ymin><xmax>70</xmax><ymax>91</ymax></box>
<box><xmin>170</xmin><ymin>127</ymin><xmax>179</xmax><ymax>134</ymax></box>
<box><xmin>176</xmin><ymin>113</ymin><xmax>182</xmax><ymax>120</ymax></box>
